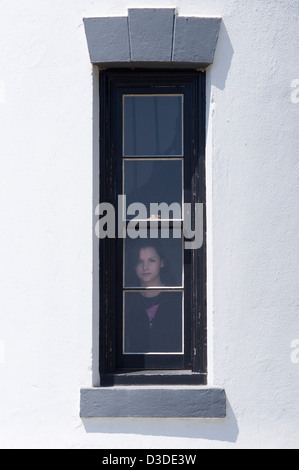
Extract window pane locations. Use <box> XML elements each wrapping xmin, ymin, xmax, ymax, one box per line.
<box><xmin>124</xmin><ymin>236</ymin><xmax>183</xmax><ymax>288</ymax></box>
<box><xmin>123</xmin><ymin>95</ymin><xmax>183</xmax><ymax>156</ymax></box>
<box><xmin>124</xmin><ymin>291</ymin><xmax>183</xmax><ymax>354</ymax></box>
<box><xmin>124</xmin><ymin>159</ymin><xmax>183</xmax><ymax>220</ymax></box>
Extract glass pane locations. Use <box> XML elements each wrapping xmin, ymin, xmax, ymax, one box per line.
<box><xmin>123</xmin><ymin>95</ymin><xmax>183</xmax><ymax>156</ymax></box>
<box><xmin>124</xmin><ymin>236</ymin><xmax>183</xmax><ymax>288</ymax></box>
<box><xmin>124</xmin><ymin>291</ymin><xmax>183</xmax><ymax>354</ymax></box>
<box><xmin>124</xmin><ymin>159</ymin><xmax>183</xmax><ymax>220</ymax></box>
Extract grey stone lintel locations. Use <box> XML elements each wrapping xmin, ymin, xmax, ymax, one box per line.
<box><xmin>83</xmin><ymin>9</ymin><xmax>221</xmax><ymax>68</ymax></box>
<box><xmin>80</xmin><ymin>387</ymin><xmax>226</xmax><ymax>419</ymax></box>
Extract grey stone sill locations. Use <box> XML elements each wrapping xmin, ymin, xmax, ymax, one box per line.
<box><xmin>80</xmin><ymin>386</ymin><xmax>226</xmax><ymax>419</ymax></box>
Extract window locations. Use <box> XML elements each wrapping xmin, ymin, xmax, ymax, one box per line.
<box><xmin>81</xmin><ymin>8</ymin><xmax>226</xmax><ymax>418</ymax></box>
<box><xmin>98</xmin><ymin>70</ymin><xmax>206</xmax><ymax>385</ymax></box>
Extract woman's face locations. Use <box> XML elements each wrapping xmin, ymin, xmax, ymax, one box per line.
<box><xmin>135</xmin><ymin>247</ymin><xmax>165</xmax><ymax>287</ymax></box>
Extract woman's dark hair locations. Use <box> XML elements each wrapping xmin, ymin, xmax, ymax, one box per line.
<box><xmin>126</xmin><ymin>239</ymin><xmax>176</xmax><ymax>286</ymax></box>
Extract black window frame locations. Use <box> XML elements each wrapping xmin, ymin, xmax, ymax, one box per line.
<box><xmin>98</xmin><ymin>69</ymin><xmax>207</xmax><ymax>386</ymax></box>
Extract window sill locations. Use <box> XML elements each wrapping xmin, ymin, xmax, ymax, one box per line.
<box><xmin>100</xmin><ymin>371</ymin><xmax>207</xmax><ymax>386</ymax></box>
<box><xmin>80</xmin><ymin>386</ymin><xmax>226</xmax><ymax>418</ymax></box>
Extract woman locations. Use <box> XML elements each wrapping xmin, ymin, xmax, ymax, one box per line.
<box><xmin>124</xmin><ymin>240</ymin><xmax>182</xmax><ymax>354</ymax></box>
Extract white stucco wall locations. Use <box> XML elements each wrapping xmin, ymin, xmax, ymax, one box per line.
<box><xmin>0</xmin><ymin>0</ymin><xmax>298</xmax><ymax>449</ymax></box>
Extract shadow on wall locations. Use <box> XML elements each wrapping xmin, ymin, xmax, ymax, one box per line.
<box><xmin>92</xmin><ymin>65</ymin><xmax>100</xmax><ymax>387</ymax></box>
<box><xmin>210</xmin><ymin>20</ymin><xmax>234</xmax><ymax>91</ymax></box>
<box><xmin>81</xmin><ymin>399</ymin><xmax>239</xmax><ymax>444</ymax></box>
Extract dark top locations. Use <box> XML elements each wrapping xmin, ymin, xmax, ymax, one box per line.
<box><xmin>125</xmin><ymin>291</ymin><xmax>182</xmax><ymax>353</ymax></box>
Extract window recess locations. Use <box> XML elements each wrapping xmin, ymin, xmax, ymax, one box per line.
<box><xmin>99</xmin><ymin>70</ymin><xmax>206</xmax><ymax>386</ymax></box>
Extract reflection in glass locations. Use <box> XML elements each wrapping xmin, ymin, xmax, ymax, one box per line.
<box><xmin>124</xmin><ymin>291</ymin><xmax>183</xmax><ymax>354</ymax></box>
<box><xmin>124</xmin><ymin>237</ymin><xmax>183</xmax><ymax>288</ymax></box>
<box><xmin>123</xmin><ymin>95</ymin><xmax>183</xmax><ymax>156</ymax></box>
<box><xmin>124</xmin><ymin>159</ymin><xmax>183</xmax><ymax>219</ymax></box>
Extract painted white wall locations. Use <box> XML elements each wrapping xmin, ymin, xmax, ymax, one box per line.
<box><xmin>0</xmin><ymin>0</ymin><xmax>298</xmax><ymax>449</ymax></box>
